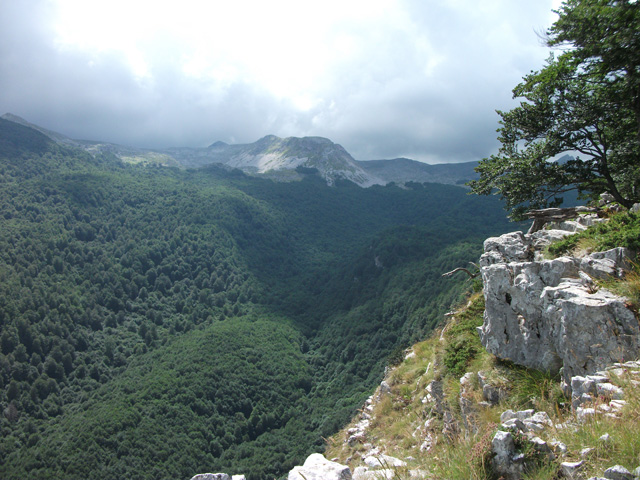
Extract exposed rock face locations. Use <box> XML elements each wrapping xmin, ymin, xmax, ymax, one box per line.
<box><xmin>491</xmin><ymin>430</ymin><xmax>524</xmax><ymax>480</ymax></box>
<box><xmin>288</xmin><ymin>453</ymin><xmax>352</xmax><ymax>480</ymax></box>
<box><xmin>190</xmin><ymin>474</ymin><xmax>231</xmax><ymax>480</ymax></box>
<box><xmin>478</xmin><ymin>227</ymin><xmax>639</xmax><ymax>394</ymax></box>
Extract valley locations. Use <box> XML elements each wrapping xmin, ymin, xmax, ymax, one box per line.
<box><xmin>0</xmin><ymin>116</ymin><xmax>511</xmax><ymax>479</ymax></box>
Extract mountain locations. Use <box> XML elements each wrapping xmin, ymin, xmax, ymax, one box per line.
<box><xmin>170</xmin><ymin>134</ymin><xmax>385</xmax><ymax>187</ymax></box>
<box><xmin>0</xmin><ymin>116</ymin><xmax>517</xmax><ymax>479</ymax></box>
<box><xmin>0</xmin><ymin>113</ymin><xmax>77</xmax><ymax>146</ymax></box>
<box><xmin>356</xmin><ymin>157</ymin><xmax>479</xmax><ymax>187</ymax></box>
<box><xmin>0</xmin><ymin>114</ymin><xmax>480</xmax><ymax>188</ymax></box>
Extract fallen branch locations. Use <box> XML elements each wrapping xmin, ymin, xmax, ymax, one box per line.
<box><xmin>442</xmin><ymin>262</ymin><xmax>480</xmax><ymax>279</ymax></box>
<box><xmin>525</xmin><ymin>206</ymin><xmax>599</xmax><ymax>234</ymax></box>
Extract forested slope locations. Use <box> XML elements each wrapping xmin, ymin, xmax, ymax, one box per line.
<box><xmin>0</xmin><ymin>118</ymin><xmax>513</xmax><ymax>479</ymax></box>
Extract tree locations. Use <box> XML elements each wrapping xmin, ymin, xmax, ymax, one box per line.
<box><xmin>469</xmin><ymin>0</ymin><xmax>640</xmax><ymax>219</ymax></box>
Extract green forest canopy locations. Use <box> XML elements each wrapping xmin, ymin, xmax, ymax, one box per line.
<box><xmin>0</xmin><ymin>118</ymin><xmax>514</xmax><ymax>479</ymax></box>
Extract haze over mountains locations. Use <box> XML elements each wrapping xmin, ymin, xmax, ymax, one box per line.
<box><xmin>1</xmin><ymin>113</ymin><xmax>479</xmax><ymax>188</ymax></box>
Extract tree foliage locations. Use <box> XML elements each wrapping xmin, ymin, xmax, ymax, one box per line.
<box><xmin>0</xmin><ymin>119</ymin><xmax>514</xmax><ymax>479</ymax></box>
<box><xmin>469</xmin><ymin>0</ymin><xmax>640</xmax><ymax>219</ymax></box>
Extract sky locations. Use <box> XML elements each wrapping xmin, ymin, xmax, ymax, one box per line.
<box><xmin>0</xmin><ymin>0</ymin><xmax>562</xmax><ymax>163</ymax></box>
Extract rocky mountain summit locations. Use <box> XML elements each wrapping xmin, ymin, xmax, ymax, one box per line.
<box><xmin>171</xmin><ymin>134</ymin><xmax>384</xmax><ymax>187</ymax></box>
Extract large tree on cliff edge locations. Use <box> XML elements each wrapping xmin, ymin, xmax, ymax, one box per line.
<box><xmin>469</xmin><ymin>0</ymin><xmax>640</xmax><ymax>220</ymax></box>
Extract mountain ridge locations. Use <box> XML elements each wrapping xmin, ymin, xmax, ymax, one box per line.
<box><xmin>0</xmin><ymin>113</ymin><xmax>479</xmax><ymax>187</ymax></box>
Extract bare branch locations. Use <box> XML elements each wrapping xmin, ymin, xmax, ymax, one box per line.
<box><xmin>442</xmin><ymin>265</ymin><xmax>479</xmax><ymax>279</ymax></box>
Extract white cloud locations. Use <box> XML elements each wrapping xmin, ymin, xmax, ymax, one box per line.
<box><xmin>0</xmin><ymin>0</ymin><xmax>558</xmax><ymax>162</ymax></box>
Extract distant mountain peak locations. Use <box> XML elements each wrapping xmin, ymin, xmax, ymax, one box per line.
<box><xmin>1</xmin><ymin>112</ymin><xmax>75</xmax><ymax>145</ymax></box>
<box><xmin>2</xmin><ymin>113</ymin><xmax>29</xmax><ymax>123</ymax></box>
<box><xmin>208</xmin><ymin>140</ymin><xmax>229</xmax><ymax>149</ymax></box>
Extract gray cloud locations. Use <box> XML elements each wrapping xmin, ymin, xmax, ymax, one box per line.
<box><xmin>0</xmin><ymin>0</ymin><xmax>557</xmax><ymax>163</ymax></box>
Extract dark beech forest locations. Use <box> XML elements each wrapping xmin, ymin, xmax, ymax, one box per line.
<box><xmin>0</xmin><ymin>118</ymin><xmax>513</xmax><ymax>479</ymax></box>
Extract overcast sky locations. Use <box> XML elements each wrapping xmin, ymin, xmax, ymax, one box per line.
<box><xmin>0</xmin><ymin>0</ymin><xmax>562</xmax><ymax>163</ymax></box>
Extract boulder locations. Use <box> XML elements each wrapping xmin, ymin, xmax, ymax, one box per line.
<box><xmin>288</xmin><ymin>454</ymin><xmax>352</xmax><ymax>480</ymax></box>
<box><xmin>480</xmin><ymin>231</ymin><xmax>532</xmax><ymax>266</ymax></box>
<box><xmin>478</xmin><ymin>232</ymin><xmax>638</xmax><ymax>395</ymax></box>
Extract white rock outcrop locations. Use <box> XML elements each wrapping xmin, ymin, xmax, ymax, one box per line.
<box><xmin>288</xmin><ymin>453</ymin><xmax>352</xmax><ymax>480</ymax></box>
<box><xmin>190</xmin><ymin>475</ymin><xmax>231</xmax><ymax>480</ymax></box>
<box><xmin>477</xmin><ymin>227</ymin><xmax>638</xmax><ymax>394</ymax></box>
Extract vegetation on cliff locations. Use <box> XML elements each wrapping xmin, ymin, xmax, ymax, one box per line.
<box><xmin>327</xmin><ymin>211</ymin><xmax>640</xmax><ymax>480</ymax></box>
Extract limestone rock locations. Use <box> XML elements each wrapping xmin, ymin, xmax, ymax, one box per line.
<box><xmin>491</xmin><ymin>431</ymin><xmax>524</xmax><ymax>480</ymax></box>
<box><xmin>363</xmin><ymin>454</ymin><xmax>406</xmax><ymax>469</ymax></box>
<box><xmin>561</xmin><ymin>461</ymin><xmax>584</xmax><ymax>479</ymax></box>
<box><xmin>379</xmin><ymin>381</ymin><xmax>391</xmax><ymax>397</ymax></box>
<box><xmin>190</xmin><ymin>475</ymin><xmax>231</xmax><ymax>480</ymax></box>
<box><xmin>288</xmin><ymin>454</ymin><xmax>352</xmax><ymax>480</ymax></box>
<box><xmin>478</xmin><ymin>371</ymin><xmax>507</xmax><ymax>405</ymax></box>
<box><xmin>603</xmin><ymin>465</ymin><xmax>634</xmax><ymax>480</ymax></box>
<box><xmin>480</xmin><ymin>231</ymin><xmax>532</xmax><ymax>267</ymax></box>
<box><xmin>478</xmin><ymin>230</ymin><xmax>638</xmax><ymax>394</ymax></box>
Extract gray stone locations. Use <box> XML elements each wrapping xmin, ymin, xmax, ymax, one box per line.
<box><xmin>531</xmin><ymin>436</ymin><xmax>553</xmax><ymax>457</ymax></box>
<box><xmin>426</xmin><ymin>380</ymin><xmax>446</xmax><ymax>417</ymax></box>
<box><xmin>576</xmin><ymin>407</ymin><xmax>597</xmax><ymax>420</ymax></box>
<box><xmin>599</xmin><ymin>433</ymin><xmax>611</xmax><ymax>443</ymax></box>
<box><xmin>599</xmin><ymin>193</ymin><xmax>616</xmax><ymax>206</ymax></box>
<box><xmin>561</xmin><ymin>461</ymin><xmax>584</xmax><ymax>479</ymax></box>
<box><xmin>500</xmin><ymin>409</ymin><xmax>516</xmax><ymax>423</ymax></box>
<box><xmin>480</xmin><ymin>231</ymin><xmax>531</xmax><ymax>267</ymax></box>
<box><xmin>581</xmin><ymin>447</ymin><xmax>595</xmax><ymax>457</ymax></box>
<box><xmin>550</xmin><ymin>440</ymin><xmax>568</xmax><ymax>455</ymax></box>
<box><xmin>379</xmin><ymin>381</ymin><xmax>391</xmax><ymax>396</ymax></box>
<box><xmin>603</xmin><ymin>465</ymin><xmax>634</xmax><ymax>480</ymax></box>
<box><xmin>352</xmin><ymin>466</ymin><xmax>397</xmax><ymax>480</ymax></box>
<box><xmin>523</xmin><ymin>420</ymin><xmax>545</xmax><ymax>432</ymax></box>
<box><xmin>581</xmin><ymin>248</ymin><xmax>633</xmax><ymax>279</ymax></box>
<box><xmin>352</xmin><ymin>466</ymin><xmax>369</xmax><ymax>480</ymax></box>
<box><xmin>288</xmin><ymin>454</ymin><xmax>352</xmax><ymax>480</ymax></box>
<box><xmin>596</xmin><ymin>382</ymin><xmax>624</xmax><ymax>400</ymax></box>
<box><xmin>478</xmin><ymin>237</ymin><xmax>638</xmax><ymax>396</ymax></box>
<box><xmin>530</xmin><ymin>411</ymin><xmax>553</xmax><ymax>426</ymax></box>
<box><xmin>363</xmin><ymin>454</ymin><xmax>406</xmax><ymax>469</ymax></box>
<box><xmin>491</xmin><ymin>431</ymin><xmax>524</xmax><ymax>480</ymax></box>
<box><xmin>514</xmin><ymin>409</ymin><xmax>535</xmax><ymax>421</ymax></box>
<box><xmin>482</xmin><ymin>384</ymin><xmax>506</xmax><ymax>405</ymax></box>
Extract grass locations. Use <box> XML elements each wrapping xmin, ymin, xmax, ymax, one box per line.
<box><xmin>547</xmin><ymin>211</ymin><xmax>640</xmax><ymax>257</ymax></box>
<box><xmin>601</xmin><ymin>261</ymin><xmax>640</xmax><ymax>314</ymax></box>
<box><xmin>500</xmin><ymin>361</ymin><xmax>567</xmax><ymax>413</ymax></box>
